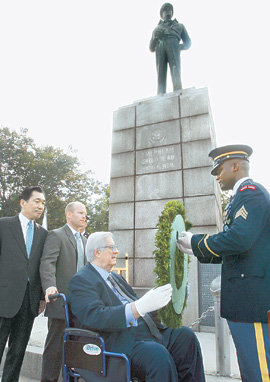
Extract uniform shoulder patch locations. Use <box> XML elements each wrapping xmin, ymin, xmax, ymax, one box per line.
<box><xmin>235</xmin><ymin>205</ymin><xmax>248</xmax><ymax>220</ymax></box>
<box><xmin>240</xmin><ymin>185</ymin><xmax>257</xmax><ymax>192</ymax></box>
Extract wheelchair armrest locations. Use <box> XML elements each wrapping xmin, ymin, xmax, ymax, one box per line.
<box><xmin>64</xmin><ymin>328</ymin><xmax>100</xmax><ymax>337</ymax></box>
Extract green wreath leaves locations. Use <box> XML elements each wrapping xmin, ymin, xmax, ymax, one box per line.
<box><xmin>153</xmin><ymin>200</ymin><xmax>192</xmax><ymax>328</ymax></box>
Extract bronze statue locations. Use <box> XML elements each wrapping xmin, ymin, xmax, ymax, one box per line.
<box><xmin>150</xmin><ymin>3</ymin><xmax>191</xmax><ymax>95</ymax></box>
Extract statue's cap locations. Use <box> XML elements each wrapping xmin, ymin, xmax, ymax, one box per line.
<box><xmin>160</xmin><ymin>3</ymin><xmax>174</xmax><ymax>17</ymax></box>
<box><xmin>209</xmin><ymin>144</ymin><xmax>253</xmax><ymax>175</ymax></box>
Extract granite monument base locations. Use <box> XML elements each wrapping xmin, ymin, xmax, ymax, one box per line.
<box><xmin>109</xmin><ymin>87</ymin><xmax>222</xmax><ymax>328</ymax></box>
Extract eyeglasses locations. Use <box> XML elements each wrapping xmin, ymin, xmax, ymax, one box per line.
<box><xmin>99</xmin><ymin>245</ymin><xmax>118</xmax><ymax>251</ymax></box>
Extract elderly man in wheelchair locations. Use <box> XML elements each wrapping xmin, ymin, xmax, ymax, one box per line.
<box><xmin>66</xmin><ymin>231</ymin><xmax>205</xmax><ymax>382</ymax></box>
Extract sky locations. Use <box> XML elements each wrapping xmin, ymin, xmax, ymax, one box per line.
<box><xmin>1</xmin><ymin>0</ymin><xmax>269</xmax><ymax>189</ymax></box>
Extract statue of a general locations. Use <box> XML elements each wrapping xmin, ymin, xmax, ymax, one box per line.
<box><xmin>150</xmin><ymin>3</ymin><xmax>191</xmax><ymax>95</ymax></box>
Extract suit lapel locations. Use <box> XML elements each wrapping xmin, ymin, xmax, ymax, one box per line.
<box><xmin>64</xmin><ymin>224</ymin><xmax>77</xmax><ymax>250</ymax></box>
<box><xmin>64</xmin><ymin>225</ymin><xmax>88</xmax><ymax>265</ymax></box>
<box><xmin>29</xmin><ymin>222</ymin><xmax>40</xmax><ymax>259</ymax></box>
<box><xmin>88</xmin><ymin>264</ymin><xmax>123</xmax><ymax>304</ymax></box>
<box><xmin>9</xmin><ymin>215</ymin><xmax>28</xmax><ymax>259</ymax></box>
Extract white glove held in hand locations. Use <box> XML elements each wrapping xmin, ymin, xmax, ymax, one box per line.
<box><xmin>177</xmin><ymin>231</ymin><xmax>194</xmax><ymax>255</ymax></box>
<box><xmin>134</xmin><ymin>283</ymin><xmax>172</xmax><ymax>317</ymax></box>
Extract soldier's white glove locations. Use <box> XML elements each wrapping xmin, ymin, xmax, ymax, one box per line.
<box><xmin>177</xmin><ymin>231</ymin><xmax>194</xmax><ymax>255</ymax></box>
<box><xmin>134</xmin><ymin>283</ymin><xmax>172</xmax><ymax>317</ymax></box>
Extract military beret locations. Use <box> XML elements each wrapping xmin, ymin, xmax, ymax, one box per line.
<box><xmin>209</xmin><ymin>144</ymin><xmax>253</xmax><ymax>175</ymax></box>
<box><xmin>160</xmin><ymin>3</ymin><xmax>174</xmax><ymax>17</ymax></box>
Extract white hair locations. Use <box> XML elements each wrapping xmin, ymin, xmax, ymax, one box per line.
<box><xmin>86</xmin><ymin>231</ymin><xmax>113</xmax><ymax>262</ymax></box>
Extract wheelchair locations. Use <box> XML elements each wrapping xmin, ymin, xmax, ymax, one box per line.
<box><xmin>49</xmin><ymin>293</ymin><xmax>133</xmax><ymax>382</ymax></box>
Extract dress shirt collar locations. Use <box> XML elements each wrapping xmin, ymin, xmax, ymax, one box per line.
<box><xmin>67</xmin><ymin>223</ymin><xmax>80</xmax><ymax>236</ymax></box>
<box><xmin>232</xmin><ymin>177</ymin><xmax>250</xmax><ymax>196</ymax></box>
<box><xmin>19</xmin><ymin>212</ymin><xmax>33</xmax><ymax>228</ymax></box>
<box><xmin>91</xmin><ymin>263</ymin><xmax>109</xmax><ymax>281</ymax></box>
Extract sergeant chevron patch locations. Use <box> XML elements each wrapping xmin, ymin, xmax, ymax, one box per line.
<box><xmin>235</xmin><ymin>205</ymin><xmax>248</xmax><ymax>220</ymax></box>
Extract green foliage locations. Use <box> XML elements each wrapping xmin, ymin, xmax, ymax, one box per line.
<box><xmin>0</xmin><ymin>127</ymin><xmax>109</xmax><ymax>230</ymax></box>
<box><xmin>87</xmin><ymin>185</ymin><xmax>110</xmax><ymax>234</ymax></box>
<box><xmin>153</xmin><ymin>200</ymin><xmax>192</xmax><ymax>328</ymax></box>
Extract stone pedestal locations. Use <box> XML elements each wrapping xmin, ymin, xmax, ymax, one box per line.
<box><xmin>109</xmin><ymin>87</ymin><xmax>222</xmax><ymax>327</ymax></box>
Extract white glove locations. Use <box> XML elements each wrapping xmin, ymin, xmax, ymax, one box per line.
<box><xmin>134</xmin><ymin>283</ymin><xmax>172</xmax><ymax>317</ymax></box>
<box><xmin>177</xmin><ymin>231</ymin><xmax>194</xmax><ymax>255</ymax></box>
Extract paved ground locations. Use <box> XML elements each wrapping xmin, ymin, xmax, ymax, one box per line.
<box><xmin>1</xmin><ymin>314</ymin><xmax>241</xmax><ymax>381</ymax></box>
<box><xmin>13</xmin><ymin>376</ymin><xmax>240</xmax><ymax>382</ymax></box>
<box><xmin>16</xmin><ymin>376</ymin><xmax>240</xmax><ymax>382</ymax></box>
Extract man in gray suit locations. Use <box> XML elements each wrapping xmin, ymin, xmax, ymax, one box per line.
<box><xmin>40</xmin><ymin>201</ymin><xmax>87</xmax><ymax>382</ymax></box>
<box><xmin>0</xmin><ymin>186</ymin><xmax>47</xmax><ymax>382</ymax></box>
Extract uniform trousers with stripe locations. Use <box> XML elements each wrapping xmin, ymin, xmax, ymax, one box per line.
<box><xmin>228</xmin><ymin>320</ymin><xmax>270</xmax><ymax>382</ymax></box>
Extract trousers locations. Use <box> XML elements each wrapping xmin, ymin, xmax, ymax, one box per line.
<box><xmin>41</xmin><ymin>318</ymin><xmax>66</xmax><ymax>381</ymax></box>
<box><xmin>228</xmin><ymin>320</ymin><xmax>270</xmax><ymax>382</ymax></box>
<box><xmin>130</xmin><ymin>326</ymin><xmax>205</xmax><ymax>382</ymax></box>
<box><xmin>0</xmin><ymin>285</ymin><xmax>35</xmax><ymax>382</ymax></box>
<box><xmin>155</xmin><ymin>38</ymin><xmax>182</xmax><ymax>94</ymax></box>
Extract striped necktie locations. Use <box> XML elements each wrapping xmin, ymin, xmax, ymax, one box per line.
<box><xmin>107</xmin><ymin>273</ymin><xmax>161</xmax><ymax>340</ymax></box>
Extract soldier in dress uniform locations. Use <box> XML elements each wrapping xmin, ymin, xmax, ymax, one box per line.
<box><xmin>177</xmin><ymin>144</ymin><xmax>270</xmax><ymax>382</ymax></box>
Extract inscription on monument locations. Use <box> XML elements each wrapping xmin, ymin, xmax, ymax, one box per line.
<box><xmin>136</xmin><ymin>145</ymin><xmax>181</xmax><ymax>174</ymax></box>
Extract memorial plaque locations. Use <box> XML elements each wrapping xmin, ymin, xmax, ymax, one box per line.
<box><xmin>136</xmin><ymin>144</ymin><xmax>181</xmax><ymax>174</ymax></box>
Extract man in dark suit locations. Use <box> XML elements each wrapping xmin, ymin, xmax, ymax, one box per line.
<box><xmin>177</xmin><ymin>144</ymin><xmax>270</xmax><ymax>382</ymax></box>
<box><xmin>68</xmin><ymin>231</ymin><xmax>205</xmax><ymax>382</ymax></box>
<box><xmin>0</xmin><ymin>186</ymin><xmax>47</xmax><ymax>382</ymax></box>
<box><xmin>40</xmin><ymin>201</ymin><xmax>87</xmax><ymax>382</ymax></box>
